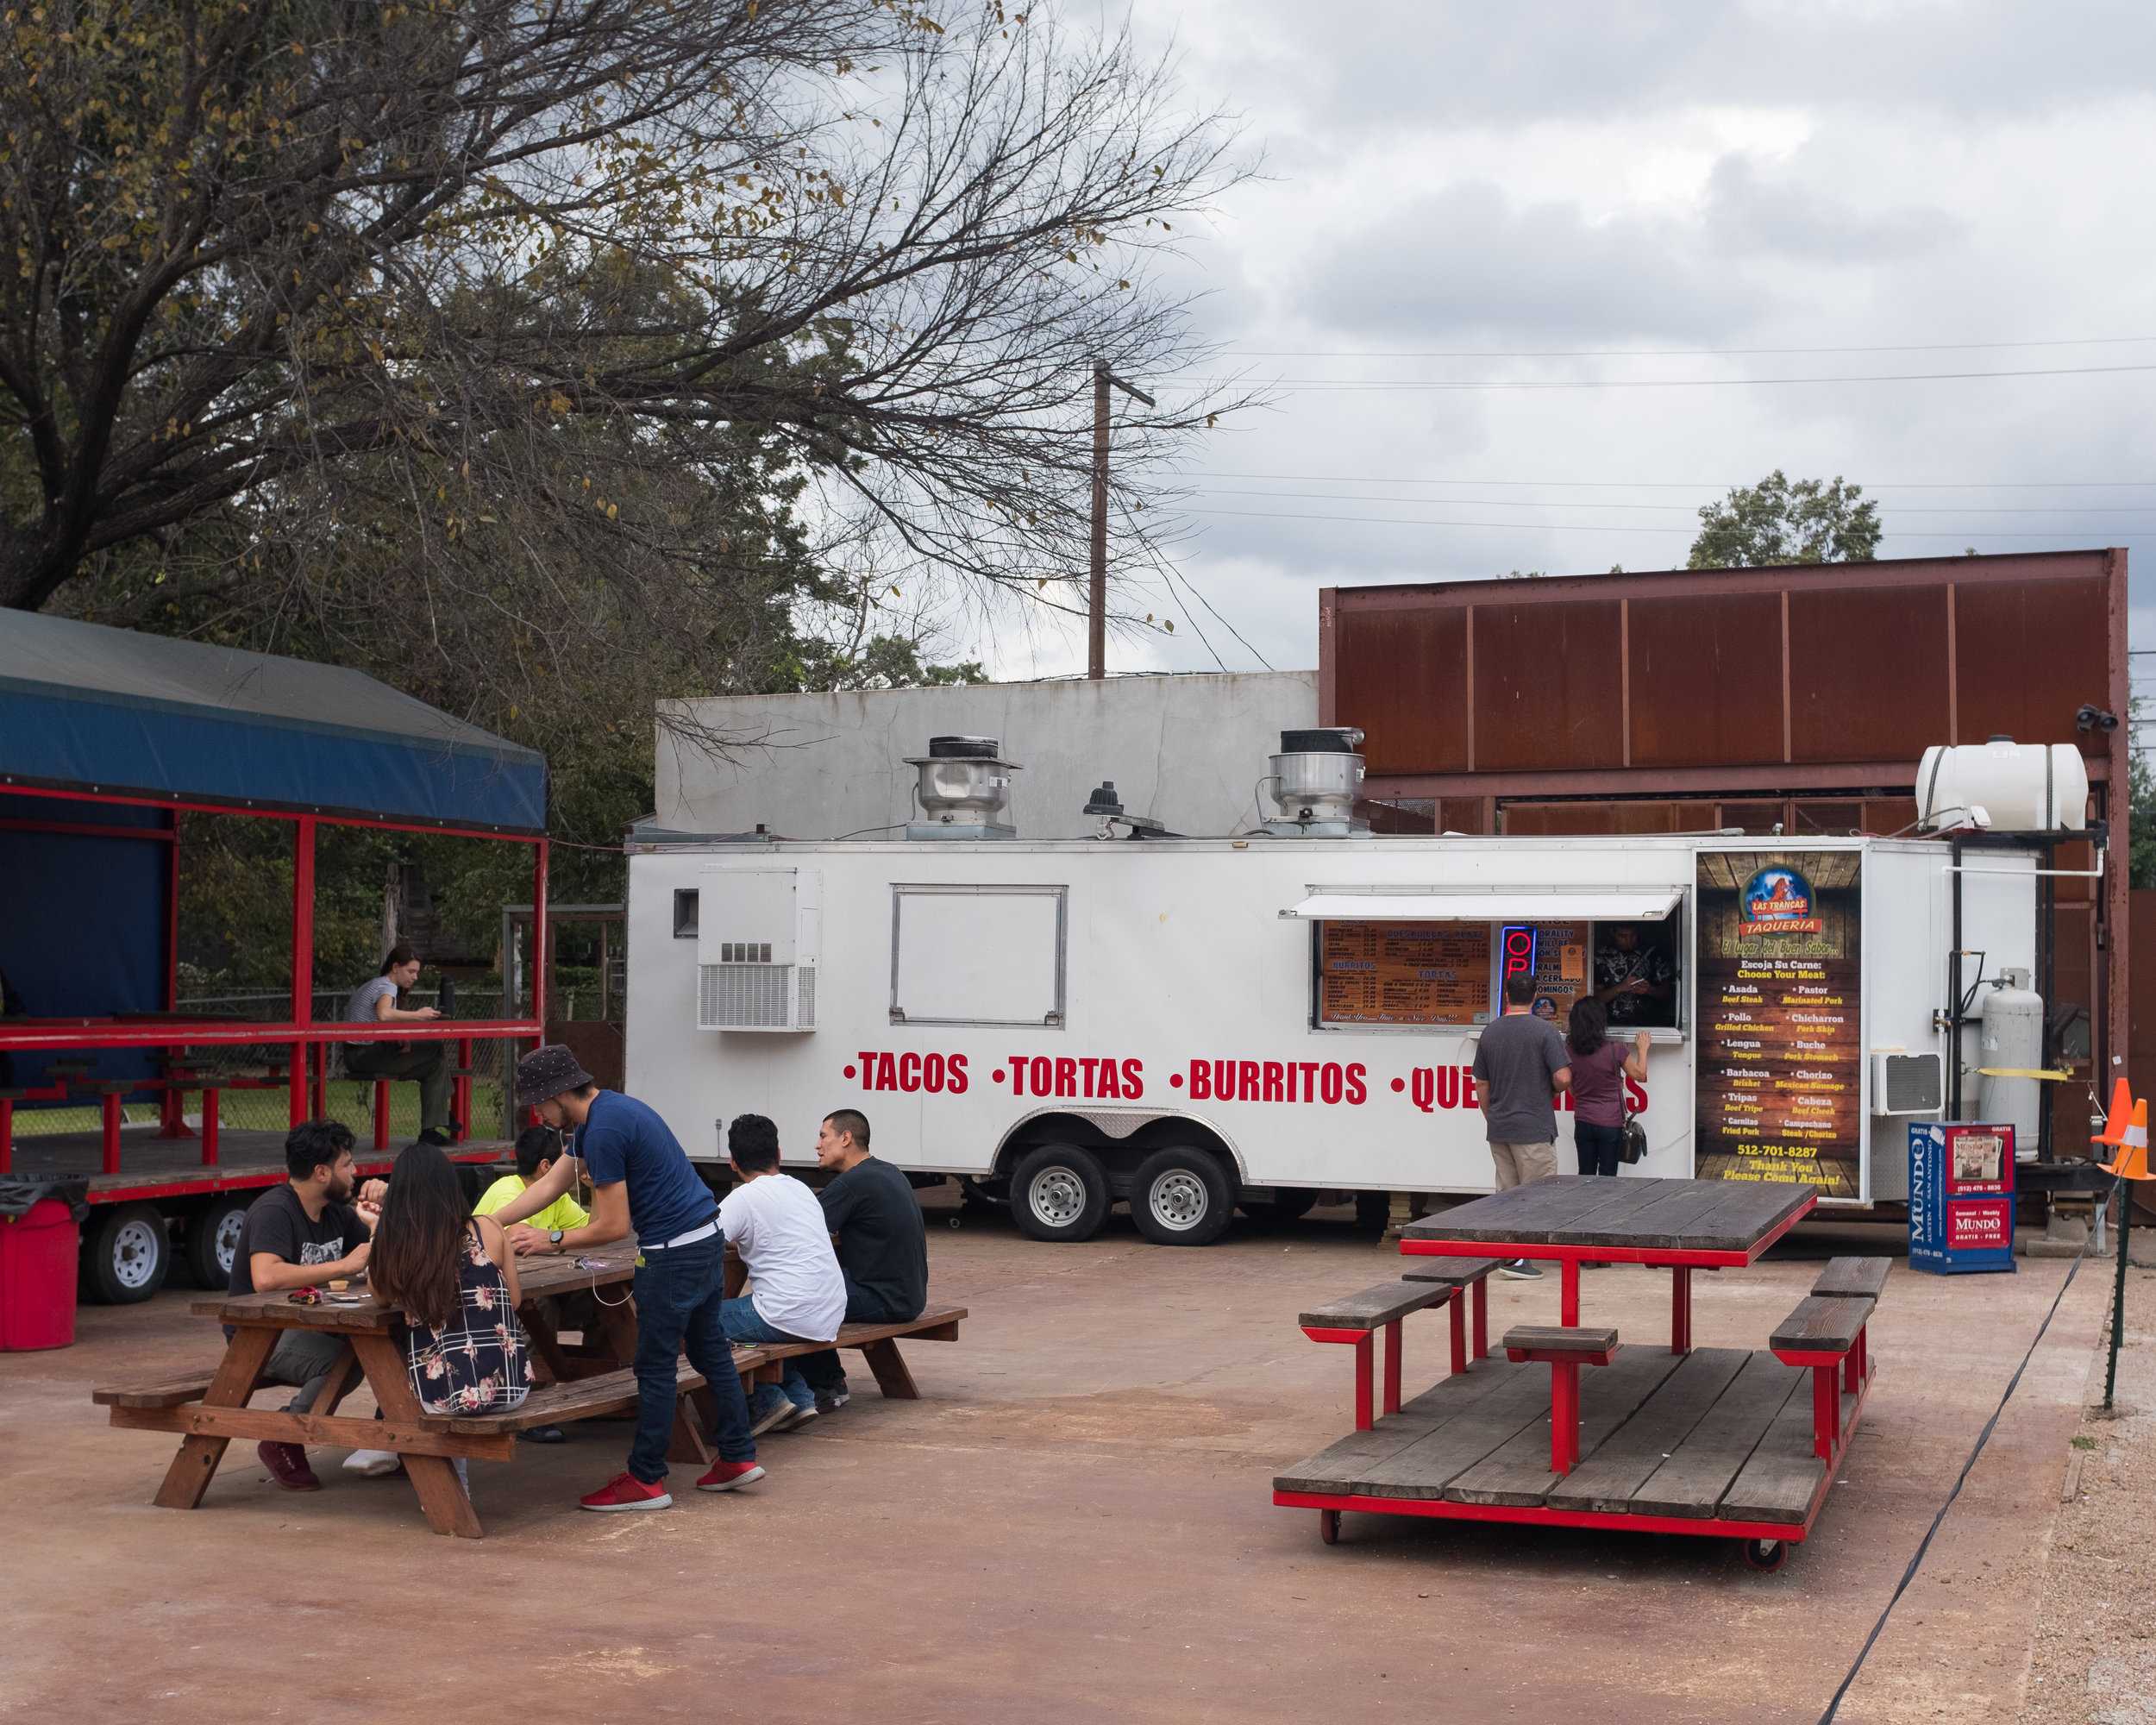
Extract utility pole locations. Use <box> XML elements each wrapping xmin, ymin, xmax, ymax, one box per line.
<box><xmin>1088</xmin><ymin>358</ymin><xmax>1156</xmax><ymax>680</ymax></box>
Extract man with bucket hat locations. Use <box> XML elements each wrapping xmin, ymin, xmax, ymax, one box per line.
<box><xmin>491</xmin><ymin>1044</ymin><xmax>763</xmax><ymax>1511</ymax></box>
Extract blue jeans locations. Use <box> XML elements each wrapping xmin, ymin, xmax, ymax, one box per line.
<box><xmin>719</xmin><ymin>1296</ymin><xmax>817</xmax><ymax>1410</ymax></box>
<box><xmin>1575</xmin><ymin>1121</ymin><xmax>1626</xmax><ymax>1178</ymax></box>
<box><xmin>628</xmin><ymin>1233</ymin><xmax>754</xmax><ymax>1484</ymax></box>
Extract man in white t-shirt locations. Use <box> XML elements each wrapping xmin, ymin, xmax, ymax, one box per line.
<box><xmin>718</xmin><ymin>1113</ymin><xmax>847</xmax><ymax>1436</ymax></box>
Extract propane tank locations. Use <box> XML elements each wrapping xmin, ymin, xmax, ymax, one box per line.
<box><xmin>1976</xmin><ymin>969</ymin><xmax>2044</xmax><ymax>1159</ymax></box>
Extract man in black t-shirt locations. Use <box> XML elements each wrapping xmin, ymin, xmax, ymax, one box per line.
<box><xmin>228</xmin><ymin>1120</ymin><xmax>377</xmax><ymax>1491</ymax></box>
<box><xmin>794</xmin><ymin>1109</ymin><xmax>929</xmax><ymax>1412</ymax></box>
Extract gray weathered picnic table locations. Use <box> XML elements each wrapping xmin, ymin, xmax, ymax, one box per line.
<box><xmin>1275</xmin><ymin>1176</ymin><xmax>1877</xmax><ymax>1571</ymax></box>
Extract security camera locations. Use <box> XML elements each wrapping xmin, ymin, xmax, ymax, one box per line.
<box><xmin>2075</xmin><ymin>704</ymin><xmax>2119</xmax><ymax>733</ymax></box>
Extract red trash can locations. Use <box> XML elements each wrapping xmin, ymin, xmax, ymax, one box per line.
<box><xmin>0</xmin><ymin>1198</ymin><xmax>80</xmax><ymax>1351</ymax></box>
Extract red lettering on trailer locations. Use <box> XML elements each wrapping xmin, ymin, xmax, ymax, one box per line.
<box><xmin>874</xmin><ymin>1052</ymin><xmax>899</xmax><ymax>1091</ymax></box>
<box><xmin>1030</xmin><ymin>1056</ymin><xmax>1052</xmax><ymax>1096</ymax></box>
<box><xmin>899</xmin><ymin>1051</ymin><xmax>923</xmax><ymax>1090</ymax></box>
<box><xmin>1121</xmin><ymin>1058</ymin><xmax>1144</xmax><ymax>1100</ymax></box>
<box><xmin>1262</xmin><ymin>1060</ymin><xmax>1284</xmax><ymax>1102</ymax></box>
<box><xmin>1053</xmin><ymin>1056</ymin><xmax>1078</xmax><ymax>1095</ymax></box>
<box><xmin>1624</xmin><ymin>1076</ymin><xmax>1649</xmax><ymax>1113</ymax></box>
<box><xmin>1345</xmin><ymin>1063</ymin><xmax>1367</xmax><ymax>1105</ymax></box>
<box><xmin>948</xmin><ymin>1054</ymin><xmax>969</xmax><ymax>1095</ymax></box>
<box><xmin>1097</xmin><ymin>1058</ymin><xmax>1123</xmax><ymax>1099</ymax></box>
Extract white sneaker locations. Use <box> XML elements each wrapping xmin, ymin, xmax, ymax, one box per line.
<box><xmin>342</xmin><ymin>1448</ymin><xmax>403</xmax><ymax>1477</ymax></box>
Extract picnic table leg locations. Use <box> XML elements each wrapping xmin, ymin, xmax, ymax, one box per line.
<box><xmin>153</xmin><ymin>1326</ymin><xmax>278</xmax><ymax>1509</ymax></box>
<box><xmin>1448</xmin><ymin>1294</ymin><xmax>1467</xmax><ymax>1377</ymax></box>
<box><xmin>350</xmin><ymin>1333</ymin><xmax>482</xmax><ymax>1540</ymax></box>
<box><xmin>861</xmin><ymin>1337</ymin><xmax>922</xmax><ymax>1402</ymax></box>
<box><xmin>594</xmin><ymin>1295</ymin><xmax>642</xmax><ymax>1370</ymax></box>
<box><xmin>1559</xmin><ymin>1258</ymin><xmax>1581</xmax><ymax>1327</ymax></box>
<box><xmin>1670</xmin><ymin>1265</ymin><xmax>1692</xmax><ymax>1355</ymax></box>
<box><xmin>1550</xmin><ymin>1361</ymin><xmax>1580</xmax><ymax>1477</ymax></box>
<box><xmin>667</xmin><ymin>1396</ymin><xmax>717</xmax><ymax>1465</ymax></box>
<box><xmin>1810</xmin><ymin>1364</ymin><xmax>1839</xmax><ymax>1461</ymax></box>
<box><xmin>373</xmin><ymin>1080</ymin><xmax>391</xmax><ymax>1152</ymax></box>
<box><xmin>1845</xmin><ymin>1328</ymin><xmax>1866</xmax><ymax>1392</ymax></box>
<box><xmin>0</xmin><ymin>1096</ymin><xmax>12</xmax><ymax>1176</ymax></box>
<box><xmin>316</xmin><ymin>1346</ymin><xmax>365</xmax><ymax>1417</ymax></box>
<box><xmin>1382</xmin><ymin>1320</ymin><xmax>1402</xmax><ymax>1415</ymax></box>
<box><xmin>1471</xmin><ymin>1279</ymin><xmax>1489</xmax><ymax>1360</ymax></box>
<box><xmin>517</xmin><ymin>1300</ymin><xmax>579</xmax><ymax>1387</ymax></box>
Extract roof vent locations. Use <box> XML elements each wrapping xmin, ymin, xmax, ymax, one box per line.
<box><xmin>903</xmin><ymin>737</ymin><xmax>1020</xmax><ymax>840</ymax></box>
<box><xmin>1262</xmin><ymin>727</ymin><xmax>1369</xmax><ymax>838</ymax></box>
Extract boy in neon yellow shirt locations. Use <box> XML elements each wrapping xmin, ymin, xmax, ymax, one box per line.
<box><xmin>476</xmin><ymin>1126</ymin><xmax>591</xmax><ymax>1233</ymax></box>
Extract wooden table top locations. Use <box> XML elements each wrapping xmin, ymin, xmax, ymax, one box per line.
<box><xmin>191</xmin><ymin>1250</ymin><xmax>643</xmax><ymax>1331</ymax></box>
<box><xmin>1400</xmin><ymin>1176</ymin><xmax>1815</xmax><ymax>1258</ymax></box>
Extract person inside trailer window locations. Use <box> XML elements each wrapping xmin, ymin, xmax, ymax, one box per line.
<box><xmin>1593</xmin><ymin>923</ymin><xmax>1677</xmax><ymax>1029</ymax></box>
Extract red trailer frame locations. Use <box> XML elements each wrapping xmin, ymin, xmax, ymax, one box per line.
<box><xmin>0</xmin><ymin>781</ymin><xmax>548</xmax><ymax>1202</ymax></box>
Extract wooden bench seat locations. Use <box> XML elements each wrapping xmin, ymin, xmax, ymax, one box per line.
<box><xmin>1301</xmin><ymin>1283</ymin><xmax>1473</xmax><ymax>1434</ymax></box>
<box><xmin>1811</xmin><ymin>1256</ymin><xmax>1891</xmax><ymax>1300</ymax></box>
<box><xmin>1771</xmin><ymin>1295</ymin><xmax>1877</xmax><ymax>1461</ymax></box>
<box><xmin>1300</xmin><ymin>1280</ymin><xmax>1448</xmax><ymax>1332</ymax></box>
<box><xmin>418</xmin><ymin>1358</ymin><xmax>709</xmax><ymax>1434</ymax></box>
<box><xmin>92</xmin><ymin>1371</ymin><xmax>219</xmax><ymax>1410</ymax></box>
<box><xmin>1502</xmin><ymin>1326</ymin><xmax>1621</xmax><ymax>1477</ymax></box>
<box><xmin>733</xmin><ymin>1306</ymin><xmax>967</xmax><ymax>1402</ymax></box>
<box><xmin>1401</xmin><ymin>1257</ymin><xmax>1501</xmax><ymax>1363</ymax></box>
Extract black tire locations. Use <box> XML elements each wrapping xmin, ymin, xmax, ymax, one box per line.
<box><xmin>185</xmin><ymin>1197</ymin><xmax>251</xmax><ymax>1290</ymax></box>
<box><xmin>1319</xmin><ymin>1509</ymin><xmax>1341</xmax><ymax>1546</ymax></box>
<box><xmin>1740</xmin><ymin>1538</ymin><xmax>1789</xmax><ymax>1573</ymax></box>
<box><xmin>1131</xmin><ymin>1146</ymin><xmax>1234</xmax><ymax>1246</ymax></box>
<box><xmin>84</xmin><ymin>1202</ymin><xmax>170</xmax><ymax>1304</ymax></box>
<box><xmin>1010</xmin><ymin>1144</ymin><xmax>1110</xmax><ymax>1243</ymax></box>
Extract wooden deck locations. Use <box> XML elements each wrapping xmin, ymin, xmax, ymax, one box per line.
<box><xmin>1275</xmin><ymin>1346</ymin><xmax>1864</xmax><ymax>1527</ymax></box>
<box><xmin>9</xmin><ymin>1130</ymin><xmax>509</xmax><ymax>1201</ymax></box>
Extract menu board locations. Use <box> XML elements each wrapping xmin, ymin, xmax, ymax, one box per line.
<box><xmin>1319</xmin><ymin>920</ymin><xmax>1493</xmax><ymax>1026</ymax></box>
<box><xmin>1491</xmin><ymin>922</ymin><xmax>1591</xmax><ymax>1027</ymax></box>
<box><xmin>1694</xmin><ymin>850</ymin><xmax>1864</xmax><ymax>1199</ymax></box>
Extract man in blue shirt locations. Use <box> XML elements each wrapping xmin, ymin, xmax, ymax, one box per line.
<box><xmin>492</xmin><ymin>1045</ymin><xmax>762</xmax><ymax>1512</ymax></box>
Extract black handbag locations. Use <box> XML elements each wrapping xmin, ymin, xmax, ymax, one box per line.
<box><xmin>1619</xmin><ymin>1108</ymin><xmax>1648</xmax><ymax>1165</ymax></box>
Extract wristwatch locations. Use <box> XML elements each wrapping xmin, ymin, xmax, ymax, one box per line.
<box><xmin>548</xmin><ymin>1229</ymin><xmax>566</xmax><ymax>1249</ymax></box>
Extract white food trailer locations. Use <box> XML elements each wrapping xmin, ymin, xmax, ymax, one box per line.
<box><xmin>626</xmin><ymin>730</ymin><xmax>2065</xmax><ymax>1245</ymax></box>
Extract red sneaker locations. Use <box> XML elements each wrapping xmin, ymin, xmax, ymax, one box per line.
<box><xmin>578</xmin><ymin>1471</ymin><xmax>673</xmax><ymax>1513</ymax></box>
<box><xmin>257</xmin><ymin>1440</ymin><xmax>321</xmax><ymax>1491</ymax></box>
<box><xmin>695</xmin><ymin>1459</ymin><xmax>767</xmax><ymax>1493</ymax></box>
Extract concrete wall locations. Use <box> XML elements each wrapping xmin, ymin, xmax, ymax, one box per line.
<box><xmin>654</xmin><ymin>672</ymin><xmax>1318</xmax><ymax>841</ymax></box>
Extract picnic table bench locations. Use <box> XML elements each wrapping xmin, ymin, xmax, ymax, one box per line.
<box><xmin>1274</xmin><ymin>1176</ymin><xmax>1865</xmax><ymax>1571</ymax></box>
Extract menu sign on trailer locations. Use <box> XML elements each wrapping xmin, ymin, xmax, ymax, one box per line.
<box><xmin>1694</xmin><ymin>850</ymin><xmax>1865</xmax><ymax>1199</ymax></box>
<box><xmin>1319</xmin><ymin>920</ymin><xmax>1493</xmax><ymax>1027</ymax></box>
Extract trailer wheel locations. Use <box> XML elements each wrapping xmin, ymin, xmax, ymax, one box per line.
<box><xmin>1011</xmin><ymin>1144</ymin><xmax>1109</xmax><ymax>1243</ymax></box>
<box><xmin>1740</xmin><ymin>1539</ymin><xmax>1789</xmax><ymax>1573</ymax></box>
<box><xmin>1319</xmin><ymin>1509</ymin><xmax>1341</xmax><ymax>1546</ymax></box>
<box><xmin>1131</xmin><ymin>1146</ymin><xmax>1233</xmax><ymax>1246</ymax></box>
<box><xmin>185</xmin><ymin>1197</ymin><xmax>251</xmax><ymax>1289</ymax></box>
<box><xmin>84</xmin><ymin>1203</ymin><xmax>170</xmax><ymax>1304</ymax></box>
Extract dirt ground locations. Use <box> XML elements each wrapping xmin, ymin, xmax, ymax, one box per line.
<box><xmin>0</xmin><ymin>1193</ymin><xmax>2122</xmax><ymax>1724</ymax></box>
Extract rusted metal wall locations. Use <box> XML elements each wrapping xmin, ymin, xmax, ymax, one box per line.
<box><xmin>1319</xmin><ymin>549</ymin><xmax>2131</xmax><ymax>1157</ymax></box>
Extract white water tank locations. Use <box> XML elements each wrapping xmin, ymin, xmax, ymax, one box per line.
<box><xmin>1976</xmin><ymin>971</ymin><xmax>2044</xmax><ymax>1158</ymax></box>
<box><xmin>1915</xmin><ymin>737</ymin><xmax>2087</xmax><ymax>832</ymax></box>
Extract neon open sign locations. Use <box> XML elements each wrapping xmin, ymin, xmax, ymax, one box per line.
<box><xmin>1499</xmin><ymin>924</ymin><xmax>1538</xmax><ymax>982</ymax></box>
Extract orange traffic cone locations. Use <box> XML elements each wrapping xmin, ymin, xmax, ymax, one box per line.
<box><xmin>2096</xmin><ymin>1078</ymin><xmax>2135</xmax><ymax>1147</ymax></box>
<box><xmin>2101</xmin><ymin>1099</ymin><xmax>2153</xmax><ymax>1181</ymax></box>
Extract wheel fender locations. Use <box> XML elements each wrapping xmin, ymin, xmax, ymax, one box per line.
<box><xmin>991</xmin><ymin>1106</ymin><xmax>1248</xmax><ymax>1184</ymax></box>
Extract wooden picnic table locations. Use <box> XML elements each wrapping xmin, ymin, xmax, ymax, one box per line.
<box><xmin>1276</xmin><ymin>1176</ymin><xmax>1873</xmax><ymax>1571</ymax></box>
<box><xmin>101</xmin><ymin>1251</ymin><xmax>651</xmax><ymax>1539</ymax></box>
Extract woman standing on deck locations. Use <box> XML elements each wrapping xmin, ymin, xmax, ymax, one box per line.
<box><xmin>1565</xmin><ymin>998</ymin><xmax>1649</xmax><ymax>1179</ymax></box>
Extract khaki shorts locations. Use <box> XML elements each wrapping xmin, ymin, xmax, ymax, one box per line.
<box><xmin>1490</xmin><ymin>1140</ymin><xmax>1557</xmax><ymax>1191</ymax></box>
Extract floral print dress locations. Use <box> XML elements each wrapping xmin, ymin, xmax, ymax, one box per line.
<box><xmin>402</xmin><ymin>1222</ymin><xmax>533</xmax><ymax>1415</ymax></box>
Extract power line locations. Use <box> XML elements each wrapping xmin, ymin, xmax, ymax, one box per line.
<box><xmin>1155</xmin><ymin>362</ymin><xmax>2156</xmax><ymax>392</ymax></box>
<box><xmin>1175</xmin><ymin>470</ymin><xmax>2156</xmax><ymax>492</ymax></box>
<box><xmin>1210</xmin><ymin>335</ymin><xmax>2156</xmax><ymax>361</ymax></box>
<box><xmin>1178</xmin><ymin>505</ymin><xmax>2128</xmax><ymax>540</ymax></box>
<box><xmin>1183</xmin><ymin>485</ymin><xmax>2156</xmax><ymax>520</ymax></box>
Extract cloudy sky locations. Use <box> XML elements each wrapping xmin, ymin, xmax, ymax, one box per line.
<box><xmin>978</xmin><ymin>1</ymin><xmax>2156</xmax><ymax>692</ymax></box>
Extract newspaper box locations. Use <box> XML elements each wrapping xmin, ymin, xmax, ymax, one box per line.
<box><xmin>1908</xmin><ymin>1122</ymin><xmax>2016</xmax><ymax>1275</ymax></box>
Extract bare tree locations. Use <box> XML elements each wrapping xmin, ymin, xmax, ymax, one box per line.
<box><xmin>0</xmin><ymin>0</ymin><xmax>1257</xmax><ymax>674</ymax></box>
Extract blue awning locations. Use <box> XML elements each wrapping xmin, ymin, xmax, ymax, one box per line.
<box><xmin>0</xmin><ymin>612</ymin><xmax>547</xmax><ymax>832</ymax></box>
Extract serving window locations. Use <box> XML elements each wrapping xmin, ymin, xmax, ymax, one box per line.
<box><xmin>1311</xmin><ymin>912</ymin><xmax>1683</xmax><ymax>1032</ymax></box>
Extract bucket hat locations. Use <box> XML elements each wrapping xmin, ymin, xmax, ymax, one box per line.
<box><xmin>515</xmin><ymin>1044</ymin><xmax>596</xmax><ymax>1107</ymax></box>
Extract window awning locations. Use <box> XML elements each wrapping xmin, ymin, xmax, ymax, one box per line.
<box><xmin>1282</xmin><ymin>889</ymin><xmax>1683</xmax><ymax>923</ymax></box>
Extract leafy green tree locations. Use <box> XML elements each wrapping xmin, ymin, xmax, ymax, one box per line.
<box><xmin>1687</xmin><ymin>471</ymin><xmax>1882</xmax><ymax>568</ymax></box>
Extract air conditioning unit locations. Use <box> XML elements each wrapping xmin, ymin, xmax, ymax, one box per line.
<box><xmin>696</xmin><ymin>868</ymin><xmax>820</xmax><ymax>1032</ymax></box>
<box><xmin>1871</xmin><ymin>1051</ymin><xmax>1943</xmax><ymax>1117</ymax></box>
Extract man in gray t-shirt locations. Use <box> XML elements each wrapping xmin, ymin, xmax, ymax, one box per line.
<box><xmin>1470</xmin><ymin>973</ymin><xmax>1573</xmax><ymax>1277</ymax></box>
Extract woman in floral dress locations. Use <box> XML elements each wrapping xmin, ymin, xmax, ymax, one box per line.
<box><xmin>368</xmin><ymin>1144</ymin><xmax>531</xmax><ymax>1484</ymax></box>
